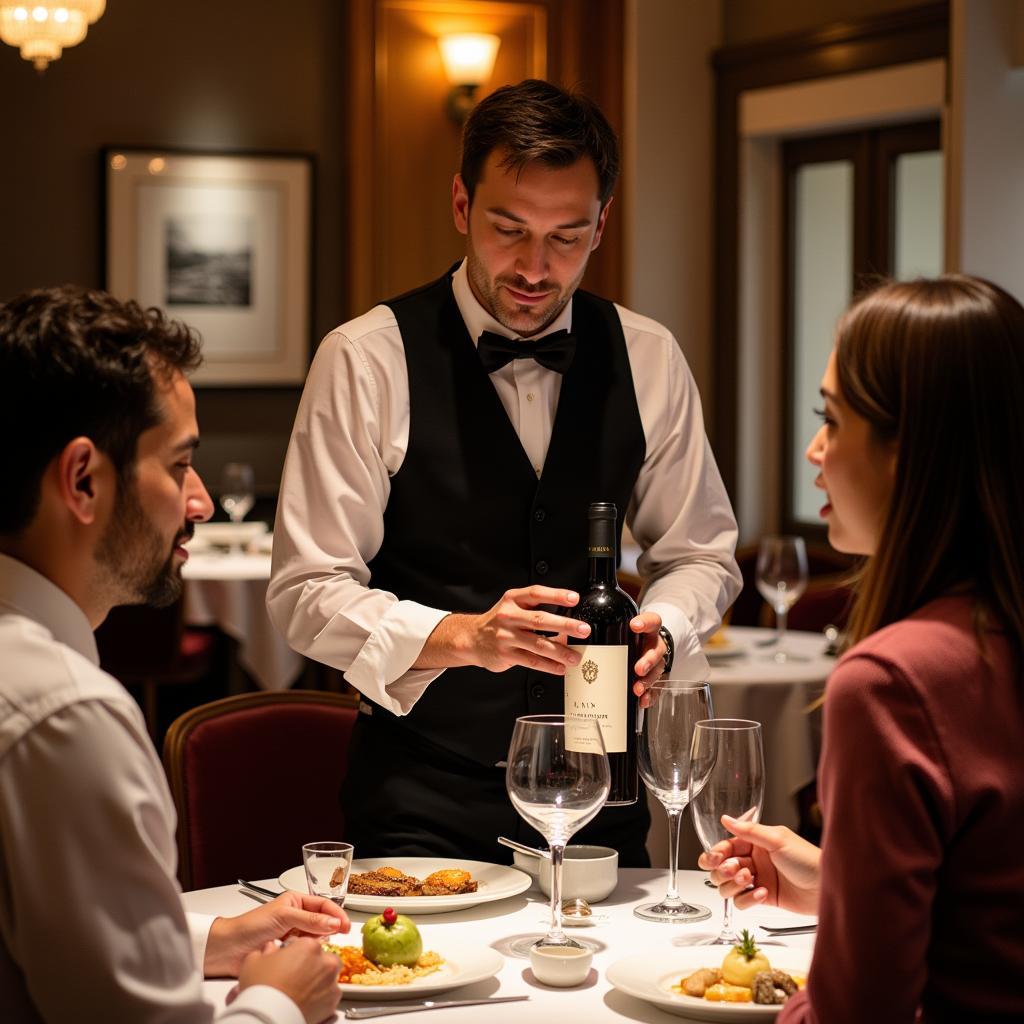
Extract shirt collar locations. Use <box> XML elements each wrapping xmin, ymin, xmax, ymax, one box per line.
<box><xmin>450</xmin><ymin>258</ymin><xmax>573</xmax><ymax>346</ymax></box>
<box><xmin>0</xmin><ymin>552</ymin><xmax>100</xmax><ymax>665</ymax></box>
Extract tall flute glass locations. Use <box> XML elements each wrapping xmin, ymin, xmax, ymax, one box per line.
<box><xmin>634</xmin><ymin>679</ymin><xmax>714</xmax><ymax>923</ymax></box>
<box><xmin>506</xmin><ymin>715</ymin><xmax>610</xmax><ymax>956</ymax></box>
<box><xmin>755</xmin><ymin>536</ymin><xmax>808</xmax><ymax>663</ymax></box>
<box><xmin>688</xmin><ymin>719</ymin><xmax>765</xmax><ymax>945</ymax></box>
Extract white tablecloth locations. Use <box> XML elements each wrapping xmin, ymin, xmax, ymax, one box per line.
<box><xmin>182</xmin><ymin>549</ymin><xmax>304</xmax><ymax>692</ymax></box>
<box><xmin>184</xmin><ymin>868</ymin><xmax>815</xmax><ymax>1023</ymax></box>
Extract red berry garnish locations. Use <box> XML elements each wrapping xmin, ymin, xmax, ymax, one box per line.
<box><xmin>382</xmin><ymin>907</ymin><xmax>397</xmax><ymax>926</ymax></box>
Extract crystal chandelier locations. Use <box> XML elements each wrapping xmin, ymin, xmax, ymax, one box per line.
<box><xmin>0</xmin><ymin>1</ymin><xmax>105</xmax><ymax>71</ymax></box>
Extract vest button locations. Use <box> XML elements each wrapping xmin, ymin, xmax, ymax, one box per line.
<box><xmin>534</xmin><ymin>508</ymin><xmax>546</xmax><ymax>522</ymax></box>
<box><xmin>535</xmin><ymin>560</ymin><xmax>549</xmax><ymax>575</ymax></box>
<box><xmin>530</xmin><ymin>683</ymin><xmax>545</xmax><ymax>699</ymax></box>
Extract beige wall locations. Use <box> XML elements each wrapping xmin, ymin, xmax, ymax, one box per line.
<box><xmin>0</xmin><ymin>0</ymin><xmax>350</xmax><ymax>496</ymax></box>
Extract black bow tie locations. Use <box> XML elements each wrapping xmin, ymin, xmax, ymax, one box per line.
<box><xmin>477</xmin><ymin>329</ymin><xmax>576</xmax><ymax>374</ymax></box>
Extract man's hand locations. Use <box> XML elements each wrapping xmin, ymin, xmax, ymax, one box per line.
<box><xmin>236</xmin><ymin>938</ymin><xmax>341</xmax><ymax>1024</ymax></box>
<box><xmin>630</xmin><ymin>611</ymin><xmax>667</xmax><ymax>706</ymax></box>
<box><xmin>204</xmin><ymin>891</ymin><xmax>350</xmax><ymax>978</ymax></box>
<box><xmin>413</xmin><ymin>586</ymin><xmax>591</xmax><ymax>674</ymax></box>
<box><xmin>698</xmin><ymin>814</ymin><xmax>821</xmax><ymax>916</ymax></box>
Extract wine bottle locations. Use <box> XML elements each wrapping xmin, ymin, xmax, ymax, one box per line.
<box><xmin>564</xmin><ymin>501</ymin><xmax>639</xmax><ymax>805</ymax></box>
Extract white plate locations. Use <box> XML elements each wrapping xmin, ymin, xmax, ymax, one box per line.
<box><xmin>279</xmin><ymin>857</ymin><xmax>532</xmax><ymax>915</ymax></box>
<box><xmin>606</xmin><ymin>947</ymin><xmax>812</xmax><ymax>1021</ymax></box>
<box><xmin>333</xmin><ymin>941</ymin><xmax>504</xmax><ymax>1001</ymax></box>
<box><xmin>189</xmin><ymin>521</ymin><xmax>268</xmax><ymax>551</ymax></box>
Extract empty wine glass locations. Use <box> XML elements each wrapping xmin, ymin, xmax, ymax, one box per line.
<box><xmin>689</xmin><ymin>719</ymin><xmax>765</xmax><ymax>945</ymax></box>
<box><xmin>220</xmin><ymin>462</ymin><xmax>255</xmax><ymax>524</ymax></box>
<box><xmin>505</xmin><ymin>715</ymin><xmax>610</xmax><ymax>957</ymax></box>
<box><xmin>755</xmin><ymin>536</ymin><xmax>808</xmax><ymax>662</ymax></box>
<box><xmin>635</xmin><ymin>679</ymin><xmax>714</xmax><ymax>923</ymax></box>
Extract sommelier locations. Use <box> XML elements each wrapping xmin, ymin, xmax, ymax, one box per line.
<box><xmin>268</xmin><ymin>79</ymin><xmax>740</xmax><ymax>865</ymax></box>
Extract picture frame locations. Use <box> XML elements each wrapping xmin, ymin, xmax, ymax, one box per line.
<box><xmin>104</xmin><ymin>148</ymin><xmax>313</xmax><ymax>386</ymax></box>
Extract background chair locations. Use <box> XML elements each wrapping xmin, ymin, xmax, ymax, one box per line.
<box><xmin>95</xmin><ymin>599</ymin><xmax>220</xmax><ymax>742</ymax></box>
<box><xmin>163</xmin><ymin>689</ymin><xmax>359</xmax><ymax>891</ymax></box>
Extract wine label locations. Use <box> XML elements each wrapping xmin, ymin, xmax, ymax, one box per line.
<box><xmin>564</xmin><ymin>644</ymin><xmax>627</xmax><ymax>754</ymax></box>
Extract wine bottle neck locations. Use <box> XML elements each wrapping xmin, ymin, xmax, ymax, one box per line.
<box><xmin>586</xmin><ymin>513</ymin><xmax>618</xmax><ymax>586</ymax></box>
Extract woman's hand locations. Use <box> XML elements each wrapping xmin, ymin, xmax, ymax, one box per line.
<box><xmin>698</xmin><ymin>814</ymin><xmax>822</xmax><ymax>916</ymax></box>
<box><xmin>236</xmin><ymin>938</ymin><xmax>341</xmax><ymax>1024</ymax></box>
<box><xmin>204</xmin><ymin>891</ymin><xmax>349</xmax><ymax>977</ymax></box>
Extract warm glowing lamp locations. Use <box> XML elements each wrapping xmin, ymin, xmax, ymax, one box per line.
<box><xmin>0</xmin><ymin>0</ymin><xmax>105</xmax><ymax>70</ymax></box>
<box><xmin>438</xmin><ymin>32</ymin><xmax>500</xmax><ymax>123</ymax></box>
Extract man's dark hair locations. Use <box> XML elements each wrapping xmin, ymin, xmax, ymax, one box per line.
<box><xmin>460</xmin><ymin>79</ymin><xmax>620</xmax><ymax>206</ymax></box>
<box><xmin>0</xmin><ymin>285</ymin><xmax>202</xmax><ymax>534</ymax></box>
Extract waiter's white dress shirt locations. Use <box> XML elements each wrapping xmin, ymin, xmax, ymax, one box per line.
<box><xmin>0</xmin><ymin>554</ymin><xmax>302</xmax><ymax>1024</ymax></box>
<box><xmin>268</xmin><ymin>260</ymin><xmax>740</xmax><ymax>713</ymax></box>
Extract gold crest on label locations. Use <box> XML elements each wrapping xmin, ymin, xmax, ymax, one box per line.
<box><xmin>581</xmin><ymin>659</ymin><xmax>599</xmax><ymax>683</ymax></box>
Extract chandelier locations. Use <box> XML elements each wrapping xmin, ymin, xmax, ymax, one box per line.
<box><xmin>0</xmin><ymin>1</ymin><xmax>105</xmax><ymax>71</ymax></box>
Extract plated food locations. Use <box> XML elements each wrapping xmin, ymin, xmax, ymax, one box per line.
<box><xmin>347</xmin><ymin>865</ymin><xmax>478</xmax><ymax>897</ymax></box>
<box><xmin>606</xmin><ymin>943</ymin><xmax>813</xmax><ymax>1022</ymax></box>
<box><xmin>325</xmin><ymin>908</ymin><xmax>445</xmax><ymax>986</ymax></box>
<box><xmin>279</xmin><ymin>856</ymin><xmax>531</xmax><ymax>915</ymax></box>
<box><xmin>676</xmin><ymin>931</ymin><xmax>804</xmax><ymax>1005</ymax></box>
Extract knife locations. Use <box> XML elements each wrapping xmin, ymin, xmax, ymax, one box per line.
<box><xmin>238</xmin><ymin>878</ymin><xmax>286</xmax><ymax>900</ymax></box>
<box><xmin>343</xmin><ymin>996</ymin><xmax>529</xmax><ymax>1019</ymax></box>
<box><xmin>758</xmin><ymin>922</ymin><xmax>817</xmax><ymax>935</ymax></box>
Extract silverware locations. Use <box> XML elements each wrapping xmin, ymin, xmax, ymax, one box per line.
<box><xmin>343</xmin><ymin>996</ymin><xmax>530</xmax><ymax>1019</ymax></box>
<box><xmin>238</xmin><ymin>878</ymin><xmax>285</xmax><ymax>900</ymax></box>
<box><xmin>497</xmin><ymin>836</ymin><xmax>548</xmax><ymax>859</ymax></box>
<box><xmin>759</xmin><ymin>923</ymin><xmax>817</xmax><ymax>935</ymax></box>
<box><xmin>755</xmin><ymin>635</ymin><xmax>779</xmax><ymax>648</ymax></box>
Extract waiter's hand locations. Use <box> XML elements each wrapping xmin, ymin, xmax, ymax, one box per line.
<box><xmin>413</xmin><ymin>586</ymin><xmax>591</xmax><ymax>674</ymax></box>
<box><xmin>630</xmin><ymin>611</ymin><xmax>667</xmax><ymax>707</ymax></box>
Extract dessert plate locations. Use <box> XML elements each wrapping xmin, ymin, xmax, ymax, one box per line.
<box><xmin>279</xmin><ymin>857</ymin><xmax>532</xmax><ymax>915</ymax></box>
<box><xmin>334</xmin><ymin>941</ymin><xmax>504</xmax><ymax>1001</ymax></box>
<box><xmin>606</xmin><ymin>947</ymin><xmax>812</xmax><ymax>1021</ymax></box>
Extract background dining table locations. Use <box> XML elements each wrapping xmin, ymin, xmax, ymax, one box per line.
<box><xmin>184</xmin><ymin>868</ymin><xmax>816</xmax><ymax>1023</ymax></box>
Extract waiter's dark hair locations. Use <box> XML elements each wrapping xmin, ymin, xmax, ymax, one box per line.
<box><xmin>0</xmin><ymin>284</ymin><xmax>202</xmax><ymax>535</ymax></box>
<box><xmin>835</xmin><ymin>274</ymin><xmax>1024</xmax><ymax>669</ymax></box>
<box><xmin>460</xmin><ymin>79</ymin><xmax>619</xmax><ymax>206</ymax></box>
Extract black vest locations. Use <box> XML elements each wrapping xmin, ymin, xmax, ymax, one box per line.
<box><xmin>365</xmin><ymin>267</ymin><xmax>645</xmax><ymax>765</ymax></box>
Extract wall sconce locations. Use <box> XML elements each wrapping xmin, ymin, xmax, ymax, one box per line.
<box><xmin>0</xmin><ymin>0</ymin><xmax>105</xmax><ymax>71</ymax></box>
<box><xmin>438</xmin><ymin>32</ymin><xmax>500</xmax><ymax>124</ymax></box>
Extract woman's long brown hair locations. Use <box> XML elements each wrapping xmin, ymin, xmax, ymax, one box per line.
<box><xmin>835</xmin><ymin>275</ymin><xmax>1024</xmax><ymax>665</ymax></box>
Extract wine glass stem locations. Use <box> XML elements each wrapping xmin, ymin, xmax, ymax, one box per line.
<box><xmin>664</xmin><ymin>807</ymin><xmax>683</xmax><ymax>904</ymax></box>
<box><xmin>546</xmin><ymin>842</ymin><xmax>567</xmax><ymax>944</ymax></box>
<box><xmin>775</xmin><ymin>607</ymin><xmax>788</xmax><ymax>648</ymax></box>
<box><xmin>720</xmin><ymin>896</ymin><xmax>737</xmax><ymax>942</ymax></box>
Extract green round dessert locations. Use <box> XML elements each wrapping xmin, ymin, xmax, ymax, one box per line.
<box><xmin>361</xmin><ymin>907</ymin><xmax>423</xmax><ymax>967</ymax></box>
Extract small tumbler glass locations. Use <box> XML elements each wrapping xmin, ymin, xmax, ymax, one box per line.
<box><xmin>301</xmin><ymin>841</ymin><xmax>354</xmax><ymax>908</ymax></box>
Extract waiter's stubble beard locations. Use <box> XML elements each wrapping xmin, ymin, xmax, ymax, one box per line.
<box><xmin>464</xmin><ymin>234</ymin><xmax>591</xmax><ymax>338</ymax></box>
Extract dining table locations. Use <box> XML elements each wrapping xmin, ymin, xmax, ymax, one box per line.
<box><xmin>184</xmin><ymin>867</ymin><xmax>816</xmax><ymax>1023</ymax></box>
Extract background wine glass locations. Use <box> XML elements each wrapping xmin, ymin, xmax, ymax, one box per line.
<box><xmin>755</xmin><ymin>536</ymin><xmax>809</xmax><ymax>662</ymax></box>
<box><xmin>505</xmin><ymin>715</ymin><xmax>610</xmax><ymax>956</ymax></box>
<box><xmin>635</xmin><ymin>679</ymin><xmax>714</xmax><ymax>923</ymax></box>
<box><xmin>688</xmin><ymin>719</ymin><xmax>765</xmax><ymax>945</ymax></box>
<box><xmin>219</xmin><ymin>462</ymin><xmax>256</xmax><ymax>525</ymax></box>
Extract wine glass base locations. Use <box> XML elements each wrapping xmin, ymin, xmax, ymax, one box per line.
<box><xmin>633</xmin><ymin>901</ymin><xmax>712</xmax><ymax>923</ymax></box>
<box><xmin>509</xmin><ymin>934</ymin><xmax>600</xmax><ymax>958</ymax></box>
<box><xmin>759</xmin><ymin>650</ymin><xmax>810</xmax><ymax>664</ymax></box>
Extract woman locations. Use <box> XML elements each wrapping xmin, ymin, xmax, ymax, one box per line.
<box><xmin>702</xmin><ymin>275</ymin><xmax>1024</xmax><ymax>1022</ymax></box>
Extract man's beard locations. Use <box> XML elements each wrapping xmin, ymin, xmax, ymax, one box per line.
<box><xmin>96</xmin><ymin>479</ymin><xmax>190</xmax><ymax>609</ymax></box>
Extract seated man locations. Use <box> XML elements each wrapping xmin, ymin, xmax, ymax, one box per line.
<box><xmin>0</xmin><ymin>285</ymin><xmax>347</xmax><ymax>1023</ymax></box>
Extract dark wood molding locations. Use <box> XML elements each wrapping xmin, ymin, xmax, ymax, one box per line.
<box><xmin>711</xmin><ymin>2</ymin><xmax>949</xmax><ymax>501</ymax></box>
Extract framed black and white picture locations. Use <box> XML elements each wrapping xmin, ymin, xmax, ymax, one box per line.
<box><xmin>104</xmin><ymin>149</ymin><xmax>312</xmax><ymax>386</ymax></box>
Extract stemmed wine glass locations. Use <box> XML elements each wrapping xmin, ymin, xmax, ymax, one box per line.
<box><xmin>505</xmin><ymin>715</ymin><xmax>610</xmax><ymax>956</ymax></box>
<box><xmin>220</xmin><ymin>462</ymin><xmax>255</xmax><ymax>524</ymax></box>
<box><xmin>755</xmin><ymin>536</ymin><xmax>808</xmax><ymax>662</ymax></box>
<box><xmin>688</xmin><ymin>719</ymin><xmax>765</xmax><ymax>945</ymax></box>
<box><xmin>635</xmin><ymin>679</ymin><xmax>714</xmax><ymax>923</ymax></box>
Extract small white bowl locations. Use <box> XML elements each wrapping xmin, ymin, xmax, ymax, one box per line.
<box><xmin>529</xmin><ymin>944</ymin><xmax>593</xmax><ymax>987</ymax></box>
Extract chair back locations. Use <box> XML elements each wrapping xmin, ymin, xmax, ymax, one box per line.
<box><xmin>163</xmin><ymin>690</ymin><xmax>358</xmax><ymax>891</ymax></box>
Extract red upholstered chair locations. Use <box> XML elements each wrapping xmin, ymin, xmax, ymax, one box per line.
<box><xmin>95</xmin><ymin>599</ymin><xmax>218</xmax><ymax>741</ymax></box>
<box><xmin>162</xmin><ymin>690</ymin><xmax>359</xmax><ymax>891</ymax></box>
